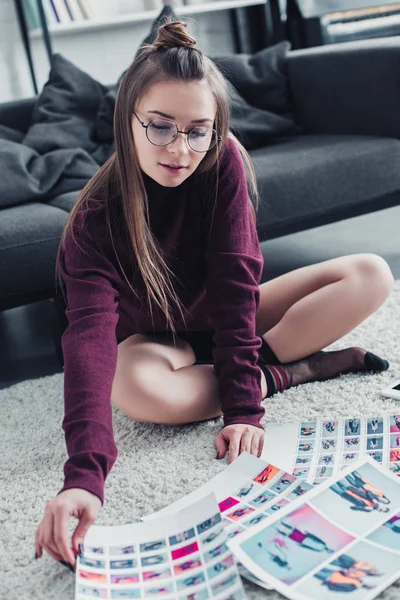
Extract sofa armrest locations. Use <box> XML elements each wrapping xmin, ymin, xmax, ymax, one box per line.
<box><xmin>0</xmin><ymin>97</ymin><xmax>36</xmax><ymax>133</ymax></box>
<box><xmin>287</xmin><ymin>36</ymin><xmax>400</xmax><ymax>139</ymax></box>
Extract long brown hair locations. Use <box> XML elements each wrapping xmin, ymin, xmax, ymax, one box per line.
<box><xmin>55</xmin><ymin>16</ymin><xmax>260</xmax><ymax>341</ymax></box>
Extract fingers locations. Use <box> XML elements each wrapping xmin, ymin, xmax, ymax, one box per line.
<box><xmin>54</xmin><ymin>506</ymin><xmax>76</xmax><ymax>566</ymax></box>
<box><xmin>228</xmin><ymin>434</ymin><xmax>241</xmax><ymax>464</ymax></box>
<box><xmin>39</xmin><ymin>509</ymin><xmax>65</xmax><ymax>563</ymax></box>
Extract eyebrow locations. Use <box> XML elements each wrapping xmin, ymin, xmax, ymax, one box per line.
<box><xmin>147</xmin><ymin>110</ymin><xmax>213</xmax><ymax>124</ymax></box>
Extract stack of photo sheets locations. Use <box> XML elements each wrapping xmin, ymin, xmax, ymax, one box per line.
<box><xmin>229</xmin><ymin>456</ymin><xmax>400</xmax><ymax>599</ymax></box>
<box><xmin>73</xmin><ymin>419</ymin><xmax>400</xmax><ymax>600</ymax></box>
<box><xmin>74</xmin><ymin>453</ymin><xmax>312</xmax><ymax>599</ymax></box>
<box><xmin>261</xmin><ymin>412</ymin><xmax>400</xmax><ymax>485</ymax></box>
<box><xmin>75</xmin><ymin>492</ymin><xmax>245</xmax><ymax>600</ymax></box>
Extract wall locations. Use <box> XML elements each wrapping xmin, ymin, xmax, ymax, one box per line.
<box><xmin>0</xmin><ymin>0</ymin><xmax>244</xmax><ymax>103</ymax></box>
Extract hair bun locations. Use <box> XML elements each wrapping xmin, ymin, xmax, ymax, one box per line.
<box><xmin>153</xmin><ymin>20</ymin><xmax>197</xmax><ymax>50</ymax></box>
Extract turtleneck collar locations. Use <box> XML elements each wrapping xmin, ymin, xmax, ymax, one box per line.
<box><xmin>141</xmin><ymin>168</ymin><xmax>191</xmax><ymax>201</ymax></box>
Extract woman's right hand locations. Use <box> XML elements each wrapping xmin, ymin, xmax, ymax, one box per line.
<box><xmin>34</xmin><ymin>488</ymin><xmax>102</xmax><ymax>568</ymax></box>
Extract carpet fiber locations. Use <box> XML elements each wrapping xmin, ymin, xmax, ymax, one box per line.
<box><xmin>1</xmin><ymin>281</ymin><xmax>400</xmax><ymax>600</ymax></box>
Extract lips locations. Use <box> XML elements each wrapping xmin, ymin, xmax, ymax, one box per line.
<box><xmin>161</xmin><ymin>163</ymin><xmax>186</xmax><ymax>169</ymax></box>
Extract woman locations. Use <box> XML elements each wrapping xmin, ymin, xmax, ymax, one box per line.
<box><xmin>34</xmin><ymin>18</ymin><xmax>393</xmax><ymax>570</ymax></box>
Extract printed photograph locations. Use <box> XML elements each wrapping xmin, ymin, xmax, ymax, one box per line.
<box><xmin>345</xmin><ymin>419</ymin><xmax>361</xmax><ymax>436</ymax></box>
<box><xmin>242</xmin><ymin>512</ymin><xmax>269</xmax><ymax>528</ymax></box>
<box><xmin>367</xmin><ymin>418</ymin><xmax>384</xmax><ymax>435</ymax></box>
<box><xmin>287</xmin><ymin>483</ymin><xmax>313</xmax><ymax>500</ymax></box>
<box><xmin>310</xmin><ymin>463</ymin><xmax>400</xmax><ymax>535</ymax></box>
<box><xmin>226</xmin><ymin>506</ymin><xmax>255</xmax><ymax>522</ymax></box>
<box><xmin>233</xmin><ymin>482</ymin><xmax>255</xmax><ymax>499</ymax></box>
<box><xmin>342</xmin><ymin>452</ymin><xmax>359</xmax><ymax>465</ymax></box>
<box><xmin>249</xmin><ymin>489</ymin><xmax>275</xmax><ymax>507</ymax></box>
<box><xmin>86</xmin><ymin>545</ymin><xmax>104</xmax><ymax>554</ymax></box>
<box><xmin>111</xmin><ymin>589</ymin><xmax>141</xmax><ymax>599</ymax></box>
<box><xmin>316</xmin><ymin>466</ymin><xmax>334</xmax><ymax>479</ymax></box>
<box><xmin>367</xmin><ymin>450</ymin><xmax>383</xmax><ymax>463</ymax></box>
<box><xmin>175</xmin><ymin>572</ymin><xmax>205</xmax><ymax>591</ymax></box>
<box><xmin>367</xmin><ymin>512</ymin><xmax>400</xmax><ymax>551</ymax></box>
<box><xmin>171</xmin><ymin>542</ymin><xmax>199</xmax><ymax>562</ymax></box>
<box><xmin>173</xmin><ymin>555</ymin><xmax>203</xmax><ymax>575</ymax></box>
<box><xmin>219</xmin><ymin>497</ymin><xmax>240</xmax><ymax>513</ymax></box>
<box><xmin>210</xmin><ymin>572</ymin><xmax>240</xmax><ymax>595</ymax></box>
<box><xmin>323</xmin><ymin>421</ymin><xmax>338</xmax><ymax>436</ymax></box>
<box><xmin>141</xmin><ymin>554</ymin><xmax>168</xmax><ymax>567</ymax></box>
<box><xmin>321</xmin><ymin>439</ymin><xmax>337</xmax><ymax>451</ymax></box>
<box><xmin>196</xmin><ymin>512</ymin><xmax>222</xmax><ymax>534</ymax></box>
<box><xmin>267</xmin><ymin>499</ymin><xmax>290</xmax><ymax>514</ymax></box>
<box><xmin>389</xmin><ymin>415</ymin><xmax>400</xmax><ymax>433</ymax></box>
<box><xmin>79</xmin><ymin>557</ymin><xmax>106</xmax><ymax>569</ymax></box>
<box><xmin>111</xmin><ymin>573</ymin><xmax>141</xmax><ymax>584</ymax></box>
<box><xmin>238</xmin><ymin>503</ymin><xmax>354</xmax><ymax>585</ymax></box>
<box><xmin>78</xmin><ymin>586</ymin><xmax>108</xmax><ymax>598</ymax></box>
<box><xmin>200</xmin><ymin>525</ymin><xmax>225</xmax><ymax>546</ymax></box>
<box><xmin>179</xmin><ymin>588</ymin><xmax>209</xmax><ymax>600</ymax></box>
<box><xmin>204</xmin><ymin>542</ymin><xmax>228</xmax><ymax>562</ymax></box>
<box><xmin>206</xmin><ymin>555</ymin><xmax>234</xmax><ymax>579</ymax></box>
<box><xmin>78</xmin><ymin>570</ymin><xmax>107</xmax><ymax>583</ymax></box>
<box><xmin>110</xmin><ymin>544</ymin><xmax>136</xmax><ymax>556</ymax></box>
<box><xmin>389</xmin><ymin>462</ymin><xmax>400</xmax><ymax>475</ymax></box>
<box><xmin>390</xmin><ymin>433</ymin><xmax>400</xmax><ymax>449</ymax></box>
<box><xmin>300</xmin><ymin>422</ymin><xmax>317</xmax><ymax>438</ymax></box>
<box><xmin>298</xmin><ymin>442</ymin><xmax>315</xmax><ymax>454</ymax></box>
<box><xmin>144</xmin><ymin>582</ymin><xmax>174</xmax><ymax>596</ymax></box>
<box><xmin>270</xmin><ymin>473</ymin><xmax>297</xmax><ymax>494</ymax></box>
<box><xmin>366</xmin><ymin>436</ymin><xmax>383</xmax><ymax>451</ymax></box>
<box><xmin>297</xmin><ymin>539</ymin><xmax>400</xmax><ymax>599</ymax></box>
<box><xmin>344</xmin><ymin>437</ymin><xmax>360</xmax><ymax>450</ymax></box>
<box><xmin>296</xmin><ymin>456</ymin><xmax>312</xmax><ymax>465</ymax></box>
<box><xmin>390</xmin><ymin>449</ymin><xmax>400</xmax><ymax>462</ymax></box>
<box><xmin>110</xmin><ymin>559</ymin><xmax>137</xmax><ymax>569</ymax></box>
<box><xmin>169</xmin><ymin>528</ymin><xmax>195</xmax><ymax>546</ymax></box>
<box><xmin>226</xmin><ymin>526</ymin><xmax>245</xmax><ymax>540</ymax></box>
<box><xmin>318</xmin><ymin>454</ymin><xmax>335</xmax><ymax>466</ymax></box>
<box><xmin>253</xmin><ymin>464</ymin><xmax>281</xmax><ymax>485</ymax></box>
<box><xmin>293</xmin><ymin>467</ymin><xmax>309</xmax><ymax>478</ymax></box>
<box><xmin>140</xmin><ymin>540</ymin><xmax>166</xmax><ymax>553</ymax></box>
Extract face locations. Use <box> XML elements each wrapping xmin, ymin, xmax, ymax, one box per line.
<box><xmin>132</xmin><ymin>80</ymin><xmax>217</xmax><ymax>187</ymax></box>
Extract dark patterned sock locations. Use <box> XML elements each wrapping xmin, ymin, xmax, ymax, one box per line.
<box><xmin>259</xmin><ymin>338</ymin><xmax>281</xmax><ymax>365</ymax></box>
<box><xmin>258</xmin><ymin>361</ymin><xmax>289</xmax><ymax>397</ymax></box>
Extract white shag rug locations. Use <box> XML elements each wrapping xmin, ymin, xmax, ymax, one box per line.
<box><xmin>2</xmin><ymin>281</ymin><xmax>400</xmax><ymax>600</ymax></box>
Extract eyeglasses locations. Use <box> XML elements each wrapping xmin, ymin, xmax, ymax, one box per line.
<box><xmin>132</xmin><ymin>110</ymin><xmax>221</xmax><ymax>153</ymax></box>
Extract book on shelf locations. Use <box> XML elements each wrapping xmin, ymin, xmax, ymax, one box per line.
<box><xmin>51</xmin><ymin>0</ymin><xmax>73</xmax><ymax>22</ymax></box>
<box><xmin>64</xmin><ymin>0</ymin><xmax>85</xmax><ymax>21</ymax></box>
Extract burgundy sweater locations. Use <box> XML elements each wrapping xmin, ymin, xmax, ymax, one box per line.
<box><xmin>57</xmin><ymin>137</ymin><xmax>264</xmax><ymax>505</ymax></box>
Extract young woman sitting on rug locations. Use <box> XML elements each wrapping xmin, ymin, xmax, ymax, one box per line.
<box><xmin>34</xmin><ymin>18</ymin><xmax>394</xmax><ymax>570</ymax></box>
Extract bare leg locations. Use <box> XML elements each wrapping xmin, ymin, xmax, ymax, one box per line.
<box><xmin>112</xmin><ymin>335</ymin><xmax>268</xmax><ymax>425</ymax></box>
<box><xmin>256</xmin><ymin>254</ymin><xmax>394</xmax><ymax>363</ymax></box>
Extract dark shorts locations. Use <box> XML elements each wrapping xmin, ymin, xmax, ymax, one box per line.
<box><xmin>143</xmin><ymin>330</ymin><xmax>215</xmax><ymax>365</ymax></box>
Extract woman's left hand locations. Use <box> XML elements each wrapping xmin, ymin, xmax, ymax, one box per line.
<box><xmin>214</xmin><ymin>424</ymin><xmax>264</xmax><ymax>464</ymax></box>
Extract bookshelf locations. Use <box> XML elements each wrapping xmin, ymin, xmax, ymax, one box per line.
<box><xmin>17</xmin><ymin>0</ymin><xmax>276</xmax><ymax>95</ymax></box>
<box><xmin>29</xmin><ymin>0</ymin><xmax>267</xmax><ymax>37</ymax></box>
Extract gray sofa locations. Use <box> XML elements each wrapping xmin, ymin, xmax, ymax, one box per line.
<box><xmin>1</xmin><ymin>37</ymin><xmax>400</xmax><ymax>351</ymax></box>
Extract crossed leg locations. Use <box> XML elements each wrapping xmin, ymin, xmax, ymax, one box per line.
<box><xmin>111</xmin><ymin>253</ymin><xmax>394</xmax><ymax>425</ymax></box>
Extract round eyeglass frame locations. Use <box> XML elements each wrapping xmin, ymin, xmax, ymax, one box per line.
<box><xmin>132</xmin><ymin>110</ymin><xmax>222</xmax><ymax>153</ymax></box>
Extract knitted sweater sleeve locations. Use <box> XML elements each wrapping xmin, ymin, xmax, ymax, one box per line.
<box><xmin>204</xmin><ymin>137</ymin><xmax>265</xmax><ymax>428</ymax></box>
<box><xmin>56</xmin><ymin>210</ymin><xmax>120</xmax><ymax>505</ymax></box>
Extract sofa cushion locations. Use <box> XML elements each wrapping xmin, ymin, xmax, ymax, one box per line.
<box><xmin>23</xmin><ymin>54</ymin><xmax>108</xmax><ymax>155</ymax></box>
<box><xmin>47</xmin><ymin>190</ymin><xmax>80</xmax><ymax>213</ymax></box>
<box><xmin>0</xmin><ymin>203</ymin><xmax>69</xmax><ymax>301</ymax></box>
<box><xmin>252</xmin><ymin>134</ymin><xmax>400</xmax><ymax>239</ymax></box>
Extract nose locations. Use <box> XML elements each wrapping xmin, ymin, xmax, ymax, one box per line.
<box><xmin>168</xmin><ymin>131</ymin><xmax>190</xmax><ymax>153</ymax></box>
